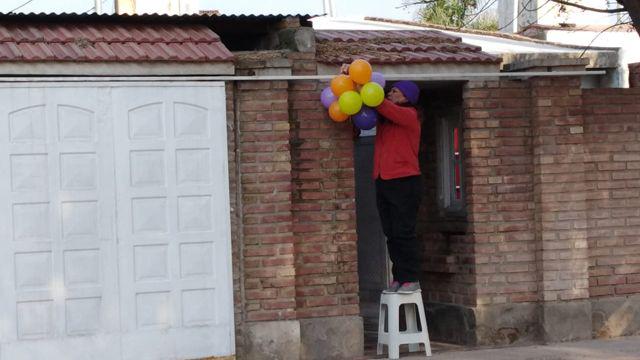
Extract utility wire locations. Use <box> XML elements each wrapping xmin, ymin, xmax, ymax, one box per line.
<box><xmin>579</xmin><ymin>20</ymin><xmax>632</xmax><ymax>57</ymax></box>
<box><xmin>84</xmin><ymin>0</ymin><xmax>107</xmax><ymax>14</ymax></box>
<box><xmin>497</xmin><ymin>0</ymin><xmax>554</xmax><ymax>31</ymax></box>
<box><xmin>8</xmin><ymin>0</ymin><xmax>35</xmax><ymax>13</ymax></box>
<box><xmin>463</xmin><ymin>0</ymin><xmax>499</xmax><ymax>28</ymax></box>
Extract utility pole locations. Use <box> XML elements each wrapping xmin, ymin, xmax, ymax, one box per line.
<box><xmin>323</xmin><ymin>0</ymin><xmax>335</xmax><ymax>17</ymax></box>
<box><xmin>115</xmin><ymin>0</ymin><xmax>136</xmax><ymax>14</ymax></box>
<box><xmin>95</xmin><ymin>0</ymin><xmax>102</xmax><ymax>14</ymax></box>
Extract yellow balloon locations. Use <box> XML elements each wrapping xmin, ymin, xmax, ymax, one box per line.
<box><xmin>360</xmin><ymin>82</ymin><xmax>385</xmax><ymax>107</ymax></box>
<box><xmin>338</xmin><ymin>91</ymin><xmax>363</xmax><ymax>115</ymax></box>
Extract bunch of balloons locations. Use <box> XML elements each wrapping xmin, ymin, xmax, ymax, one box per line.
<box><xmin>320</xmin><ymin>59</ymin><xmax>386</xmax><ymax>130</ymax></box>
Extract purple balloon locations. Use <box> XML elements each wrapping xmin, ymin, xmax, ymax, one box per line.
<box><xmin>320</xmin><ymin>87</ymin><xmax>337</xmax><ymax>109</ymax></box>
<box><xmin>352</xmin><ymin>106</ymin><xmax>378</xmax><ymax>130</ymax></box>
<box><xmin>370</xmin><ymin>72</ymin><xmax>386</xmax><ymax>88</ymax></box>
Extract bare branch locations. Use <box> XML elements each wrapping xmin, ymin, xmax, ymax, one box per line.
<box><xmin>549</xmin><ymin>0</ymin><xmax>627</xmax><ymax>13</ymax></box>
<box><xmin>399</xmin><ymin>1</ymin><xmax>438</xmax><ymax>9</ymax></box>
<box><xmin>498</xmin><ymin>0</ymin><xmax>535</xmax><ymax>31</ymax></box>
<box><xmin>463</xmin><ymin>0</ymin><xmax>499</xmax><ymax>28</ymax></box>
<box><xmin>579</xmin><ymin>20</ymin><xmax>632</xmax><ymax>57</ymax></box>
<box><xmin>618</xmin><ymin>0</ymin><xmax>640</xmax><ymax>35</ymax></box>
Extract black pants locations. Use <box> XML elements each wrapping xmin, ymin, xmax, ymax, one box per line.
<box><xmin>375</xmin><ymin>175</ymin><xmax>421</xmax><ymax>283</ymax></box>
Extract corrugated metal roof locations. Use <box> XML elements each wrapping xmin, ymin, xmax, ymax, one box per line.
<box><xmin>0</xmin><ymin>12</ymin><xmax>320</xmax><ymax>62</ymax></box>
<box><xmin>0</xmin><ymin>18</ymin><xmax>233</xmax><ymax>62</ymax></box>
<box><xmin>0</xmin><ymin>12</ymin><xmax>315</xmax><ymax>24</ymax></box>
<box><xmin>316</xmin><ymin>30</ymin><xmax>501</xmax><ymax>65</ymax></box>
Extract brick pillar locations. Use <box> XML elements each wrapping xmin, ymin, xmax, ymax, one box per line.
<box><xmin>463</xmin><ymin>79</ymin><xmax>539</xmax><ymax>346</ymax></box>
<box><xmin>530</xmin><ymin>77</ymin><xmax>591</xmax><ymax>341</ymax></box>
<box><xmin>239</xmin><ymin>78</ymin><xmax>296</xmax><ymax>321</ymax></box>
<box><xmin>235</xmin><ymin>56</ymin><xmax>301</xmax><ymax>357</ymax></box>
<box><xmin>630</xmin><ymin>62</ymin><xmax>640</xmax><ymax>88</ymax></box>
<box><xmin>289</xmin><ymin>76</ymin><xmax>363</xmax><ymax>358</ymax></box>
<box><xmin>235</xmin><ymin>51</ymin><xmax>362</xmax><ymax>358</ymax></box>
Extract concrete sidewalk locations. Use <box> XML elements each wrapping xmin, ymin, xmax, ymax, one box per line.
<box><xmin>378</xmin><ymin>336</ymin><xmax>640</xmax><ymax>360</ymax></box>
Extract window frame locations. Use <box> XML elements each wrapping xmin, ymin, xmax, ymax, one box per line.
<box><xmin>437</xmin><ymin>107</ymin><xmax>466</xmax><ymax>215</ymax></box>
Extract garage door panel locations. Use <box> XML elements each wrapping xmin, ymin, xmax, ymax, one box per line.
<box><xmin>48</xmin><ymin>87</ymin><xmax>120</xmax><ymax>339</ymax></box>
<box><xmin>2</xmin><ymin>334</ymin><xmax>122</xmax><ymax>360</ymax></box>
<box><xmin>0</xmin><ymin>86</ymin><xmax>119</xmax><ymax>354</ymax></box>
<box><xmin>113</xmin><ymin>84</ymin><xmax>233</xmax><ymax>358</ymax></box>
<box><xmin>0</xmin><ymin>82</ymin><xmax>233</xmax><ymax>359</ymax></box>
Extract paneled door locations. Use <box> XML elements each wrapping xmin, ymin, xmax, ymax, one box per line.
<box><xmin>0</xmin><ymin>82</ymin><xmax>234</xmax><ymax>360</ymax></box>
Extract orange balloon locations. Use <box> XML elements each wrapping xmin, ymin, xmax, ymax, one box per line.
<box><xmin>330</xmin><ymin>75</ymin><xmax>355</xmax><ymax>97</ymax></box>
<box><xmin>349</xmin><ymin>59</ymin><xmax>372</xmax><ymax>85</ymax></box>
<box><xmin>328</xmin><ymin>101</ymin><xmax>349</xmax><ymax>122</ymax></box>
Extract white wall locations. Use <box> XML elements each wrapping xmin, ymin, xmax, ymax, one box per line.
<box><xmin>499</xmin><ymin>0</ymin><xmax>624</xmax><ymax>33</ymax></box>
<box><xmin>545</xmin><ymin>29</ymin><xmax>640</xmax><ymax>87</ymax></box>
<box><xmin>134</xmin><ymin>0</ymin><xmax>199</xmax><ymax>15</ymax></box>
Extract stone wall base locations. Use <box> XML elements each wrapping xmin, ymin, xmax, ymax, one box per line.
<box><xmin>541</xmin><ymin>300</ymin><xmax>592</xmax><ymax>342</ymax></box>
<box><xmin>426</xmin><ymin>301</ymin><xmax>540</xmax><ymax>346</ymax></box>
<box><xmin>243</xmin><ymin>320</ymin><xmax>301</xmax><ymax>360</ymax></box>
<box><xmin>240</xmin><ymin>297</ymin><xmax>640</xmax><ymax>356</ymax></box>
<box><xmin>592</xmin><ymin>295</ymin><xmax>640</xmax><ymax>338</ymax></box>
<box><xmin>475</xmin><ymin>302</ymin><xmax>541</xmax><ymax>346</ymax></box>
<box><xmin>425</xmin><ymin>302</ymin><xmax>477</xmax><ymax>345</ymax></box>
<box><xmin>427</xmin><ymin>296</ymin><xmax>640</xmax><ymax>346</ymax></box>
<box><xmin>241</xmin><ymin>316</ymin><xmax>363</xmax><ymax>360</ymax></box>
<box><xmin>299</xmin><ymin>316</ymin><xmax>363</xmax><ymax>360</ymax></box>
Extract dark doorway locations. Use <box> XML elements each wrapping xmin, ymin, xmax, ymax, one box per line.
<box><xmin>355</xmin><ymin>81</ymin><xmax>466</xmax><ymax>352</ymax></box>
<box><xmin>354</xmin><ymin>135</ymin><xmax>390</xmax><ymax>343</ymax></box>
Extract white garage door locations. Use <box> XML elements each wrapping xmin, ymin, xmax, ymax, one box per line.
<box><xmin>0</xmin><ymin>82</ymin><xmax>234</xmax><ymax>360</ymax></box>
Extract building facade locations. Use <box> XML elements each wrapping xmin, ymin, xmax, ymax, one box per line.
<box><xmin>0</xmin><ymin>12</ymin><xmax>638</xmax><ymax>360</ymax></box>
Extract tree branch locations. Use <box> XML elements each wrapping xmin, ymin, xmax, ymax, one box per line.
<box><xmin>579</xmin><ymin>20</ymin><xmax>632</xmax><ymax>57</ymax></box>
<box><xmin>549</xmin><ymin>0</ymin><xmax>627</xmax><ymax>13</ymax></box>
<box><xmin>618</xmin><ymin>0</ymin><xmax>640</xmax><ymax>36</ymax></box>
<box><xmin>400</xmin><ymin>0</ymin><xmax>437</xmax><ymax>9</ymax></box>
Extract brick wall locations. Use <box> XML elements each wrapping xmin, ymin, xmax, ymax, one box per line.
<box><xmin>288</xmin><ymin>53</ymin><xmax>360</xmax><ymax>319</ymax></box>
<box><xmin>629</xmin><ymin>62</ymin><xmax>640</xmax><ymax>88</ymax></box>
<box><xmin>463</xmin><ymin>78</ymin><xmax>640</xmax><ymax>308</ymax></box>
<box><xmin>531</xmin><ymin>77</ymin><xmax>590</xmax><ymax>302</ymax></box>
<box><xmin>463</xmin><ymin>79</ymin><xmax>538</xmax><ymax>305</ymax></box>
<box><xmin>583</xmin><ymin>87</ymin><xmax>640</xmax><ymax>297</ymax></box>
<box><xmin>419</xmin><ymin>87</ymin><xmax>475</xmax><ymax>306</ymax></box>
<box><xmin>230</xmin><ymin>52</ymin><xmax>640</xmax><ymax>350</ymax></box>
<box><xmin>226</xmin><ymin>82</ymin><xmax>243</xmax><ymax>351</ymax></box>
<box><xmin>229</xmin><ymin>50</ymin><xmax>361</xmax><ymax>356</ymax></box>
<box><xmin>235</xmin><ymin>73</ymin><xmax>297</xmax><ymax>322</ymax></box>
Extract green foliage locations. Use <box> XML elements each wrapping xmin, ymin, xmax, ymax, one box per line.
<box><xmin>411</xmin><ymin>0</ymin><xmax>498</xmax><ymax>30</ymax></box>
<box><xmin>417</xmin><ymin>0</ymin><xmax>476</xmax><ymax>28</ymax></box>
<box><xmin>467</xmin><ymin>13</ymin><xmax>499</xmax><ymax>31</ymax></box>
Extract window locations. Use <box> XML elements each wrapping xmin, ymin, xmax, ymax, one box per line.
<box><xmin>437</xmin><ymin>109</ymin><xmax>465</xmax><ymax>214</ymax></box>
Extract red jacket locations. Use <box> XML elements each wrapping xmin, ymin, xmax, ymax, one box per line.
<box><xmin>373</xmin><ymin>99</ymin><xmax>421</xmax><ymax>180</ymax></box>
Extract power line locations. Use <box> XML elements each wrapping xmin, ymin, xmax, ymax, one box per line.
<box><xmin>497</xmin><ymin>0</ymin><xmax>553</xmax><ymax>32</ymax></box>
<box><xmin>84</xmin><ymin>0</ymin><xmax>108</xmax><ymax>14</ymax></box>
<box><xmin>578</xmin><ymin>20</ymin><xmax>632</xmax><ymax>58</ymax></box>
<box><xmin>463</xmin><ymin>0</ymin><xmax>499</xmax><ymax>28</ymax></box>
<box><xmin>8</xmin><ymin>0</ymin><xmax>36</xmax><ymax>13</ymax></box>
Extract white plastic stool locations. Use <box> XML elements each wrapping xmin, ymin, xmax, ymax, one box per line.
<box><xmin>377</xmin><ymin>291</ymin><xmax>432</xmax><ymax>359</ymax></box>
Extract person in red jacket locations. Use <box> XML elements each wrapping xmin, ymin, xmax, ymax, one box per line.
<box><xmin>341</xmin><ymin>66</ymin><xmax>422</xmax><ymax>294</ymax></box>
<box><xmin>373</xmin><ymin>80</ymin><xmax>422</xmax><ymax>294</ymax></box>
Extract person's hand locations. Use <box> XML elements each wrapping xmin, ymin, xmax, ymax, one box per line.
<box><xmin>352</xmin><ymin>125</ymin><xmax>361</xmax><ymax>140</ymax></box>
<box><xmin>340</xmin><ymin>64</ymin><xmax>349</xmax><ymax>75</ymax></box>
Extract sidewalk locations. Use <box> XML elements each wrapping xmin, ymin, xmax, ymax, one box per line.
<box><xmin>375</xmin><ymin>335</ymin><xmax>640</xmax><ymax>360</ymax></box>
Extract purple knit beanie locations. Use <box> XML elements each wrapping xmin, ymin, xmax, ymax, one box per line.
<box><xmin>391</xmin><ymin>80</ymin><xmax>420</xmax><ymax>105</ymax></box>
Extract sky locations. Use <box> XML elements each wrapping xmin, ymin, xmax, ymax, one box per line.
<box><xmin>203</xmin><ymin>0</ymin><xmax>419</xmax><ymax>20</ymax></box>
<box><xmin>0</xmin><ymin>0</ymin><xmax>420</xmax><ymax>20</ymax></box>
